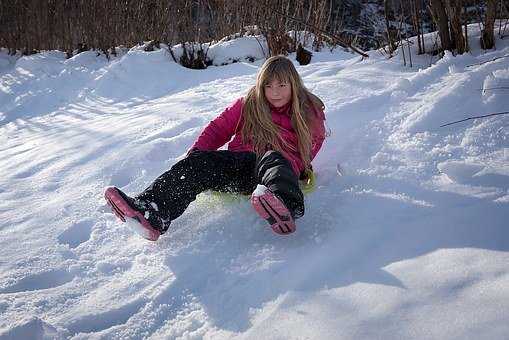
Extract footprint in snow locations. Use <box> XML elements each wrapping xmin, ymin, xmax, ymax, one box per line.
<box><xmin>108</xmin><ymin>167</ymin><xmax>133</xmax><ymax>188</ymax></box>
<box><xmin>0</xmin><ymin>269</ymin><xmax>74</xmax><ymax>294</ymax></box>
<box><xmin>438</xmin><ymin>161</ymin><xmax>509</xmax><ymax>190</ymax></box>
<box><xmin>57</xmin><ymin>219</ymin><xmax>94</xmax><ymax>249</ymax></box>
<box><xmin>64</xmin><ymin>299</ymin><xmax>146</xmax><ymax>335</ymax></box>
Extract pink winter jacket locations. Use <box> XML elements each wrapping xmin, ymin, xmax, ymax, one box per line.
<box><xmin>190</xmin><ymin>97</ymin><xmax>326</xmax><ymax>175</ymax></box>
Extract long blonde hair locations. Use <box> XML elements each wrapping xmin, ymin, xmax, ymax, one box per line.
<box><xmin>241</xmin><ymin>55</ymin><xmax>324</xmax><ymax>170</ymax></box>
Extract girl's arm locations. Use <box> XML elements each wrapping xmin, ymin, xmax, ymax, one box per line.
<box><xmin>310</xmin><ymin>107</ymin><xmax>326</xmax><ymax>161</ymax></box>
<box><xmin>189</xmin><ymin>98</ymin><xmax>243</xmax><ymax>153</ymax></box>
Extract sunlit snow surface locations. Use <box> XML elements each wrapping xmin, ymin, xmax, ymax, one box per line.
<box><xmin>0</xmin><ymin>26</ymin><xmax>508</xmax><ymax>339</ymax></box>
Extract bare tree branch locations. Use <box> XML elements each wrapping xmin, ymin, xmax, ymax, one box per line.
<box><xmin>271</xmin><ymin>8</ymin><xmax>369</xmax><ymax>58</ymax></box>
<box><xmin>440</xmin><ymin>111</ymin><xmax>509</xmax><ymax>127</ymax></box>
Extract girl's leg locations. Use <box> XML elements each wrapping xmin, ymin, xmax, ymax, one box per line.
<box><xmin>255</xmin><ymin>150</ymin><xmax>305</xmax><ymax>218</ymax></box>
<box><xmin>136</xmin><ymin>150</ymin><xmax>258</xmax><ymax>224</ymax></box>
<box><xmin>251</xmin><ymin>150</ymin><xmax>304</xmax><ymax>235</ymax></box>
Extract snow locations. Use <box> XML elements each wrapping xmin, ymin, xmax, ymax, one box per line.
<box><xmin>207</xmin><ymin>36</ymin><xmax>267</xmax><ymax>66</ymax></box>
<box><xmin>1</xmin><ymin>25</ymin><xmax>508</xmax><ymax>339</ymax></box>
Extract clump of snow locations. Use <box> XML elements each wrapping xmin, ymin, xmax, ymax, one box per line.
<box><xmin>208</xmin><ymin>36</ymin><xmax>267</xmax><ymax>66</ymax></box>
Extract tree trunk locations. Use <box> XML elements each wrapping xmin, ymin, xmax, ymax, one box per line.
<box><xmin>384</xmin><ymin>0</ymin><xmax>396</xmax><ymax>53</ymax></box>
<box><xmin>412</xmin><ymin>0</ymin><xmax>424</xmax><ymax>54</ymax></box>
<box><xmin>447</xmin><ymin>0</ymin><xmax>466</xmax><ymax>54</ymax></box>
<box><xmin>463</xmin><ymin>2</ymin><xmax>469</xmax><ymax>52</ymax></box>
<box><xmin>481</xmin><ymin>0</ymin><xmax>497</xmax><ymax>49</ymax></box>
<box><xmin>429</xmin><ymin>0</ymin><xmax>452</xmax><ymax>52</ymax></box>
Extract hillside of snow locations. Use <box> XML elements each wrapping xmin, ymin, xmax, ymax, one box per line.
<box><xmin>0</xmin><ymin>26</ymin><xmax>508</xmax><ymax>339</ymax></box>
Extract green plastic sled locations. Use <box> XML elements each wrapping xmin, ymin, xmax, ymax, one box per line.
<box><xmin>211</xmin><ymin>169</ymin><xmax>316</xmax><ymax>202</ymax></box>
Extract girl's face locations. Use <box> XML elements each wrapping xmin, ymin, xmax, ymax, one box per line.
<box><xmin>264</xmin><ymin>78</ymin><xmax>292</xmax><ymax>108</ymax></box>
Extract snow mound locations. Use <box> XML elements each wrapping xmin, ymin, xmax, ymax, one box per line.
<box><xmin>0</xmin><ymin>317</ymin><xmax>68</xmax><ymax>340</ymax></box>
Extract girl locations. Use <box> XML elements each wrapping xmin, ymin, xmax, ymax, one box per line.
<box><xmin>105</xmin><ymin>55</ymin><xmax>326</xmax><ymax>241</ymax></box>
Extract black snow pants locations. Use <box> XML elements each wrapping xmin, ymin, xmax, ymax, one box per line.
<box><xmin>136</xmin><ymin>150</ymin><xmax>304</xmax><ymax>226</ymax></box>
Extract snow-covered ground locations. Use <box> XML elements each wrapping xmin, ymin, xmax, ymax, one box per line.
<box><xmin>0</xmin><ymin>25</ymin><xmax>508</xmax><ymax>339</ymax></box>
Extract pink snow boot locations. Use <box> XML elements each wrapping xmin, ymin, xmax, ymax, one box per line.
<box><xmin>250</xmin><ymin>184</ymin><xmax>296</xmax><ymax>235</ymax></box>
<box><xmin>104</xmin><ymin>186</ymin><xmax>161</xmax><ymax>241</ymax></box>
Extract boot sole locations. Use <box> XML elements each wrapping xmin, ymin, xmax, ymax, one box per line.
<box><xmin>104</xmin><ymin>187</ymin><xmax>160</xmax><ymax>241</ymax></box>
<box><xmin>251</xmin><ymin>190</ymin><xmax>296</xmax><ymax>235</ymax></box>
